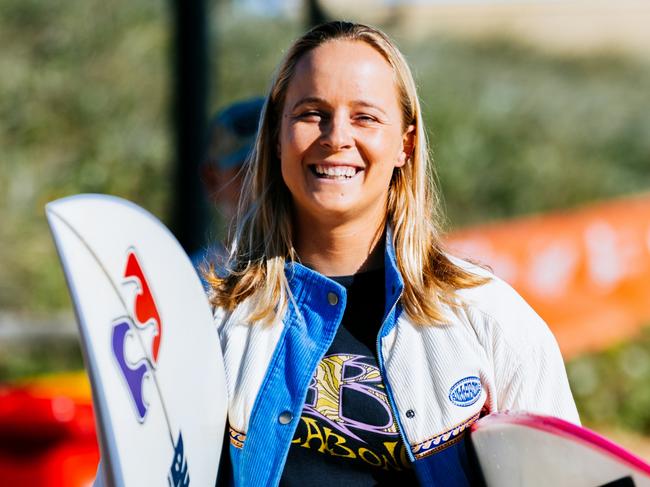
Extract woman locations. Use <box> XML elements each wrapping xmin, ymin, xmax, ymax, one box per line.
<box><xmin>208</xmin><ymin>21</ymin><xmax>579</xmax><ymax>486</ymax></box>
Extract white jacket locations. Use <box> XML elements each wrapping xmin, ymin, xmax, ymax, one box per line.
<box><xmin>216</xmin><ymin>243</ymin><xmax>579</xmax><ymax>486</ymax></box>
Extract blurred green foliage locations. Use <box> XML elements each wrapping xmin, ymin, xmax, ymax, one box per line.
<box><xmin>411</xmin><ymin>38</ymin><xmax>650</xmax><ymax>226</ymax></box>
<box><xmin>568</xmin><ymin>326</ymin><xmax>650</xmax><ymax>433</ymax></box>
<box><xmin>0</xmin><ymin>338</ymin><xmax>83</xmax><ymax>380</ymax></box>
<box><xmin>212</xmin><ymin>10</ymin><xmax>302</xmax><ymax>105</ymax></box>
<box><xmin>0</xmin><ymin>0</ymin><xmax>172</xmax><ymax>311</ymax></box>
<box><xmin>2</xmin><ymin>2</ymin><xmax>649</xmax><ymax>312</ymax></box>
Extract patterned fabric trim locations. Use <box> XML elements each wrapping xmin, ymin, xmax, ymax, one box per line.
<box><xmin>229</xmin><ymin>426</ymin><xmax>246</xmax><ymax>449</ymax></box>
<box><xmin>411</xmin><ymin>412</ymin><xmax>480</xmax><ymax>460</ymax></box>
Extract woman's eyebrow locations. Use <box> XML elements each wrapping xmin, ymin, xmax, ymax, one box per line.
<box><xmin>352</xmin><ymin>100</ymin><xmax>388</xmax><ymax>117</ymax></box>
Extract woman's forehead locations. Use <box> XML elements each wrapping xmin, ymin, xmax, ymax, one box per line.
<box><xmin>285</xmin><ymin>40</ymin><xmax>400</xmax><ymax>110</ymax></box>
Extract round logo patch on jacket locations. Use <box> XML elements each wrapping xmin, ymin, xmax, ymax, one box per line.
<box><xmin>449</xmin><ymin>376</ymin><xmax>482</xmax><ymax>407</ymax></box>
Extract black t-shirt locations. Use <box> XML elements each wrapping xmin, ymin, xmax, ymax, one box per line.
<box><xmin>280</xmin><ymin>268</ymin><xmax>418</xmax><ymax>486</ymax></box>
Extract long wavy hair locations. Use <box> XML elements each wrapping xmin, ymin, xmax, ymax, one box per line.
<box><xmin>207</xmin><ymin>21</ymin><xmax>487</xmax><ymax>324</ymax></box>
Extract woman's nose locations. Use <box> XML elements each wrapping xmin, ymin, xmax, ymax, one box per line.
<box><xmin>320</xmin><ymin>114</ymin><xmax>353</xmax><ymax>151</ymax></box>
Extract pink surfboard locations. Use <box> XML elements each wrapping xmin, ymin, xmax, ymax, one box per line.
<box><xmin>470</xmin><ymin>412</ymin><xmax>650</xmax><ymax>486</ymax></box>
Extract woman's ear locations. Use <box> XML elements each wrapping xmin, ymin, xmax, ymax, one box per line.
<box><xmin>396</xmin><ymin>124</ymin><xmax>415</xmax><ymax>167</ymax></box>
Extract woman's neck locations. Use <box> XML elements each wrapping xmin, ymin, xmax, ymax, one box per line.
<box><xmin>293</xmin><ymin>216</ymin><xmax>385</xmax><ymax>277</ymax></box>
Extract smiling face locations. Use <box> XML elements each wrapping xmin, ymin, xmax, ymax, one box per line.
<box><xmin>279</xmin><ymin>40</ymin><xmax>413</xmax><ymax>230</ymax></box>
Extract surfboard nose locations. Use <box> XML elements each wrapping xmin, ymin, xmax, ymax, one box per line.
<box><xmin>46</xmin><ymin>194</ymin><xmax>228</xmax><ymax>486</ymax></box>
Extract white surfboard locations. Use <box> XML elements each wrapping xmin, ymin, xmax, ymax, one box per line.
<box><xmin>46</xmin><ymin>194</ymin><xmax>227</xmax><ymax>486</ymax></box>
<box><xmin>470</xmin><ymin>412</ymin><xmax>650</xmax><ymax>487</ymax></box>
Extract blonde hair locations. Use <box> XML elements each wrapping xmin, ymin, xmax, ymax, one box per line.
<box><xmin>207</xmin><ymin>21</ymin><xmax>487</xmax><ymax>324</ymax></box>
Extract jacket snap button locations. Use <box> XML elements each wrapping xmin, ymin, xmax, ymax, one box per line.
<box><xmin>327</xmin><ymin>292</ymin><xmax>338</xmax><ymax>306</ymax></box>
<box><xmin>406</xmin><ymin>409</ymin><xmax>415</xmax><ymax>418</ymax></box>
<box><xmin>278</xmin><ymin>411</ymin><xmax>294</xmax><ymax>425</ymax></box>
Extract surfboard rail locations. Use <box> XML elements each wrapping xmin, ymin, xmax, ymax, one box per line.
<box><xmin>470</xmin><ymin>412</ymin><xmax>650</xmax><ymax>486</ymax></box>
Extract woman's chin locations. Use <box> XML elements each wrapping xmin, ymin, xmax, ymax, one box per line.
<box><xmin>295</xmin><ymin>196</ymin><xmax>385</xmax><ymax>228</ymax></box>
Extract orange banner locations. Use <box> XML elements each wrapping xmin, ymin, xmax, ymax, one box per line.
<box><xmin>447</xmin><ymin>194</ymin><xmax>650</xmax><ymax>359</ymax></box>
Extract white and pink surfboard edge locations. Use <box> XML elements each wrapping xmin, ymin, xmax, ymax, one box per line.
<box><xmin>470</xmin><ymin>412</ymin><xmax>650</xmax><ymax>486</ymax></box>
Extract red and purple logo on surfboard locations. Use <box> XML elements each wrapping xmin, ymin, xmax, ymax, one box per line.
<box><xmin>110</xmin><ymin>249</ymin><xmax>190</xmax><ymax>486</ymax></box>
<box><xmin>111</xmin><ymin>249</ymin><xmax>162</xmax><ymax>422</ymax></box>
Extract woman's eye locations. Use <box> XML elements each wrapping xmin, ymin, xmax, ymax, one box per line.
<box><xmin>298</xmin><ymin>111</ymin><xmax>322</xmax><ymax>120</ymax></box>
<box><xmin>356</xmin><ymin>114</ymin><xmax>377</xmax><ymax>123</ymax></box>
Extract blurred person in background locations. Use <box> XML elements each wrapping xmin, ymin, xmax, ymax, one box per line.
<box><xmin>193</xmin><ymin>97</ymin><xmax>264</xmax><ymax>276</ymax></box>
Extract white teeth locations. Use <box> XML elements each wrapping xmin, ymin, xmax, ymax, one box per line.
<box><xmin>313</xmin><ymin>165</ymin><xmax>358</xmax><ymax>179</ymax></box>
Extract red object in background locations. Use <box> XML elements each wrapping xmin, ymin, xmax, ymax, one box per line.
<box><xmin>0</xmin><ymin>373</ymin><xmax>99</xmax><ymax>486</ymax></box>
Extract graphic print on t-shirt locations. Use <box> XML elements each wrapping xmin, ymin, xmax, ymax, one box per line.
<box><xmin>289</xmin><ymin>350</ymin><xmax>411</xmax><ymax>473</ymax></box>
<box><xmin>304</xmin><ymin>353</ymin><xmax>397</xmax><ymax>441</ymax></box>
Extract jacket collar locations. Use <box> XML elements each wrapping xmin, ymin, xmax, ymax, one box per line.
<box><xmin>283</xmin><ymin>226</ymin><xmax>404</xmax><ymax>315</ymax></box>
